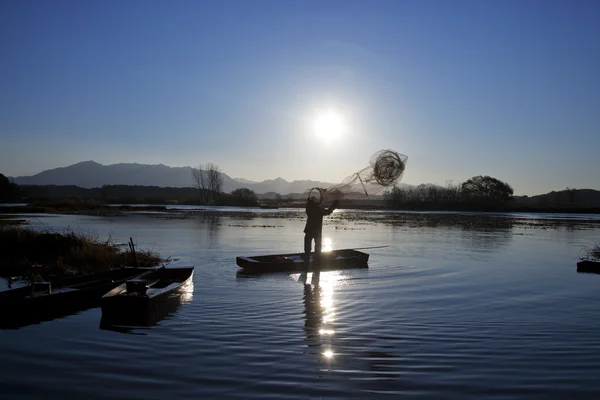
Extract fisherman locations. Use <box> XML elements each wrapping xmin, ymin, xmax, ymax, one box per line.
<box><xmin>304</xmin><ymin>195</ymin><xmax>339</xmax><ymax>263</ymax></box>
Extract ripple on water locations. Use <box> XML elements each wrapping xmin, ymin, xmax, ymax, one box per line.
<box><xmin>2</xmin><ymin>212</ymin><xmax>600</xmax><ymax>399</ymax></box>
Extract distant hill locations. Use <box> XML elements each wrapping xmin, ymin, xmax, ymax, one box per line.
<box><xmin>12</xmin><ymin>161</ymin><xmax>201</xmax><ymax>189</ymax></box>
<box><xmin>9</xmin><ymin>161</ymin><xmax>351</xmax><ymax>195</ymax></box>
<box><xmin>10</xmin><ymin>162</ymin><xmax>600</xmax><ymax>206</ymax></box>
<box><xmin>515</xmin><ymin>189</ymin><xmax>600</xmax><ymax>207</ymax></box>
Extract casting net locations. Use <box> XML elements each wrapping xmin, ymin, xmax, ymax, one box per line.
<box><xmin>306</xmin><ymin>149</ymin><xmax>408</xmax><ymax>204</ymax></box>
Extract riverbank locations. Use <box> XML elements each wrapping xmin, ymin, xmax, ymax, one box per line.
<box><xmin>0</xmin><ymin>203</ymin><xmax>167</xmax><ymax>216</ymax></box>
<box><xmin>4</xmin><ymin>202</ymin><xmax>600</xmax><ymax>215</ymax></box>
<box><xmin>0</xmin><ymin>226</ymin><xmax>163</xmax><ymax>281</ymax></box>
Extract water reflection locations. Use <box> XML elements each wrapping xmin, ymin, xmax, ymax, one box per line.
<box><xmin>322</xmin><ymin>237</ymin><xmax>333</xmax><ymax>252</ymax></box>
<box><xmin>302</xmin><ymin>271</ymin><xmax>346</xmax><ymax>363</ymax></box>
<box><xmin>2</xmin><ymin>211</ymin><xmax>600</xmax><ymax>398</ymax></box>
<box><xmin>99</xmin><ymin>280</ymin><xmax>194</xmax><ymax>332</ymax></box>
<box><xmin>1</xmin><ymin>302</ymin><xmax>95</xmax><ymax>330</ymax></box>
<box><xmin>458</xmin><ymin>226</ymin><xmax>513</xmax><ymax>257</ymax></box>
<box><xmin>195</xmin><ymin>214</ymin><xmax>221</xmax><ymax>246</ymax></box>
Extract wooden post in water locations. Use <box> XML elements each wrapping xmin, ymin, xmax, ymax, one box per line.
<box><xmin>129</xmin><ymin>237</ymin><xmax>139</xmax><ymax>267</ymax></box>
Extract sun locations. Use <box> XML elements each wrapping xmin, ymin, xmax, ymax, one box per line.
<box><xmin>313</xmin><ymin>109</ymin><xmax>346</xmax><ymax>142</ymax></box>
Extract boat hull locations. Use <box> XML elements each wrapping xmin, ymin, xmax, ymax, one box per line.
<box><xmin>0</xmin><ymin>267</ymin><xmax>153</xmax><ymax>329</ymax></box>
<box><xmin>577</xmin><ymin>260</ymin><xmax>600</xmax><ymax>274</ymax></box>
<box><xmin>236</xmin><ymin>249</ymin><xmax>369</xmax><ymax>274</ymax></box>
<box><xmin>101</xmin><ymin>267</ymin><xmax>194</xmax><ymax>326</ymax></box>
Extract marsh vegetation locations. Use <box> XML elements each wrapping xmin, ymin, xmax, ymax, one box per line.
<box><xmin>0</xmin><ymin>226</ymin><xmax>163</xmax><ymax>281</ymax></box>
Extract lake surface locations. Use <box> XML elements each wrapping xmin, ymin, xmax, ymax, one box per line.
<box><xmin>2</xmin><ymin>209</ymin><xmax>600</xmax><ymax>399</ymax></box>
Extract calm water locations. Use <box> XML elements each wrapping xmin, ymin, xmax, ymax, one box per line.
<box><xmin>2</xmin><ymin>209</ymin><xmax>600</xmax><ymax>399</ymax></box>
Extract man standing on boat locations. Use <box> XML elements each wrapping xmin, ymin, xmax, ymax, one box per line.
<box><xmin>304</xmin><ymin>196</ymin><xmax>339</xmax><ymax>263</ymax></box>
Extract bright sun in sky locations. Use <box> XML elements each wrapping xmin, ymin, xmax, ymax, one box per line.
<box><xmin>313</xmin><ymin>109</ymin><xmax>346</xmax><ymax>142</ymax></box>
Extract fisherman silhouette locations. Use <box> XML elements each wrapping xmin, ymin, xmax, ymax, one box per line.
<box><xmin>304</xmin><ymin>196</ymin><xmax>339</xmax><ymax>263</ymax></box>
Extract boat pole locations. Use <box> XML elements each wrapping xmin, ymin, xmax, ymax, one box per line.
<box><xmin>347</xmin><ymin>245</ymin><xmax>390</xmax><ymax>250</ymax></box>
<box><xmin>129</xmin><ymin>237</ymin><xmax>139</xmax><ymax>267</ymax></box>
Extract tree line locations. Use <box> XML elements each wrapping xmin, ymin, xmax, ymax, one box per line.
<box><xmin>9</xmin><ymin>184</ymin><xmax>260</xmax><ymax>207</ymax></box>
<box><xmin>5</xmin><ymin>167</ymin><xmax>600</xmax><ymax>212</ymax></box>
<box><xmin>385</xmin><ymin>175</ymin><xmax>515</xmax><ymax>211</ymax></box>
<box><xmin>383</xmin><ymin>175</ymin><xmax>600</xmax><ymax>212</ymax></box>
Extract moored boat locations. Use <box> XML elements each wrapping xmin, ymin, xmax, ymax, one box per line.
<box><xmin>100</xmin><ymin>266</ymin><xmax>194</xmax><ymax>326</ymax></box>
<box><xmin>577</xmin><ymin>259</ymin><xmax>600</xmax><ymax>274</ymax></box>
<box><xmin>236</xmin><ymin>249</ymin><xmax>369</xmax><ymax>274</ymax></box>
<box><xmin>0</xmin><ymin>267</ymin><xmax>153</xmax><ymax>328</ymax></box>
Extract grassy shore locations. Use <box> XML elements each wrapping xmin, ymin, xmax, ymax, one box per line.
<box><xmin>3</xmin><ymin>197</ymin><xmax>600</xmax><ymax>214</ymax></box>
<box><xmin>0</xmin><ymin>226</ymin><xmax>163</xmax><ymax>281</ymax></box>
<box><xmin>0</xmin><ymin>198</ymin><xmax>167</xmax><ymax>215</ymax></box>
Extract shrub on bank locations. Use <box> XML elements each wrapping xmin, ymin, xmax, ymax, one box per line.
<box><xmin>583</xmin><ymin>243</ymin><xmax>600</xmax><ymax>260</ymax></box>
<box><xmin>0</xmin><ymin>226</ymin><xmax>163</xmax><ymax>280</ymax></box>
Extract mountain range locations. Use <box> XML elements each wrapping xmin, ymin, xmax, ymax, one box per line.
<box><xmin>10</xmin><ymin>161</ymin><xmax>354</xmax><ymax>195</ymax></box>
<box><xmin>8</xmin><ymin>161</ymin><xmax>600</xmax><ymax>206</ymax></box>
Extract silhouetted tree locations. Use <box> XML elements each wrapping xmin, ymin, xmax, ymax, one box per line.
<box><xmin>230</xmin><ymin>188</ymin><xmax>258</xmax><ymax>206</ymax></box>
<box><xmin>384</xmin><ymin>185</ymin><xmax>404</xmax><ymax>205</ymax></box>
<box><xmin>191</xmin><ymin>163</ymin><xmax>223</xmax><ymax>204</ymax></box>
<box><xmin>192</xmin><ymin>168</ymin><xmax>208</xmax><ymax>204</ymax></box>
<box><xmin>206</xmin><ymin>163</ymin><xmax>223</xmax><ymax>197</ymax></box>
<box><xmin>461</xmin><ymin>175</ymin><xmax>513</xmax><ymax>202</ymax></box>
<box><xmin>0</xmin><ymin>173</ymin><xmax>18</xmax><ymax>202</ymax></box>
<box><xmin>191</xmin><ymin>167</ymin><xmax>209</xmax><ymax>204</ymax></box>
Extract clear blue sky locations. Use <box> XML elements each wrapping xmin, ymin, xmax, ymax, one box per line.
<box><xmin>1</xmin><ymin>0</ymin><xmax>599</xmax><ymax>195</ymax></box>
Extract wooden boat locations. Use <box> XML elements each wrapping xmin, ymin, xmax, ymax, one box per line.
<box><xmin>577</xmin><ymin>259</ymin><xmax>600</xmax><ymax>274</ymax></box>
<box><xmin>100</xmin><ymin>266</ymin><xmax>194</xmax><ymax>326</ymax></box>
<box><xmin>0</xmin><ymin>267</ymin><xmax>153</xmax><ymax>329</ymax></box>
<box><xmin>236</xmin><ymin>249</ymin><xmax>369</xmax><ymax>274</ymax></box>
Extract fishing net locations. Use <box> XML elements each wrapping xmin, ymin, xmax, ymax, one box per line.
<box><xmin>306</xmin><ymin>149</ymin><xmax>408</xmax><ymax>204</ymax></box>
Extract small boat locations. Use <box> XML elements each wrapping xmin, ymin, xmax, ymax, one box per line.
<box><xmin>0</xmin><ymin>267</ymin><xmax>153</xmax><ymax>329</ymax></box>
<box><xmin>101</xmin><ymin>266</ymin><xmax>194</xmax><ymax>326</ymax></box>
<box><xmin>236</xmin><ymin>249</ymin><xmax>369</xmax><ymax>274</ymax></box>
<box><xmin>577</xmin><ymin>259</ymin><xmax>600</xmax><ymax>274</ymax></box>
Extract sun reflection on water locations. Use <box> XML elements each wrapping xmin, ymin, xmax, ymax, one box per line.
<box><xmin>322</xmin><ymin>237</ymin><xmax>333</xmax><ymax>252</ymax></box>
<box><xmin>302</xmin><ymin>270</ymin><xmax>350</xmax><ymax>364</ymax></box>
<box><xmin>179</xmin><ymin>279</ymin><xmax>194</xmax><ymax>304</ymax></box>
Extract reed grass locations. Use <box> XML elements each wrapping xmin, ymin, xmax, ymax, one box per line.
<box><xmin>0</xmin><ymin>226</ymin><xmax>163</xmax><ymax>280</ymax></box>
